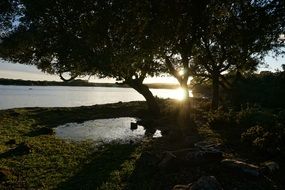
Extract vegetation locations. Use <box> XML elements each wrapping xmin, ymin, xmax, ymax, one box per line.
<box><xmin>0</xmin><ymin>99</ymin><xmax>285</xmax><ymax>189</ymax></box>
<box><xmin>1</xmin><ymin>0</ymin><xmax>285</xmax><ymax>189</ymax></box>
<box><xmin>1</xmin><ymin>1</ymin><xmax>284</xmax><ymax>111</ymax></box>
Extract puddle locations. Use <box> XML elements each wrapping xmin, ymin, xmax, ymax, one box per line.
<box><xmin>55</xmin><ymin>117</ymin><xmax>162</xmax><ymax>144</ymax></box>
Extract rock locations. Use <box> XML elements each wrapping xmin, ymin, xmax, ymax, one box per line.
<box><xmin>138</xmin><ymin>152</ymin><xmax>159</xmax><ymax>167</ymax></box>
<box><xmin>260</xmin><ymin>161</ymin><xmax>279</xmax><ymax>174</ymax></box>
<box><xmin>158</xmin><ymin>151</ymin><xmax>177</xmax><ymax>169</ymax></box>
<box><xmin>0</xmin><ymin>168</ymin><xmax>12</xmax><ymax>182</ymax></box>
<box><xmin>190</xmin><ymin>176</ymin><xmax>223</xmax><ymax>190</ymax></box>
<box><xmin>5</xmin><ymin>139</ymin><xmax>16</xmax><ymax>145</ymax></box>
<box><xmin>130</xmin><ymin>122</ymin><xmax>138</xmax><ymax>130</ymax></box>
<box><xmin>172</xmin><ymin>176</ymin><xmax>223</xmax><ymax>190</ymax></box>
<box><xmin>185</xmin><ymin>149</ymin><xmax>223</xmax><ymax>163</ymax></box>
<box><xmin>38</xmin><ymin>127</ymin><xmax>54</xmax><ymax>135</ymax></box>
<box><xmin>172</xmin><ymin>184</ymin><xmax>191</xmax><ymax>190</ymax></box>
<box><xmin>1</xmin><ymin>142</ymin><xmax>32</xmax><ymax>158</ymax></box>
<box><xmin>137</xmin><ymin>119</ymin><xmax>152</xmax><ymax>127</ymax></box>
<box><xmin>221</xmin><ymin>159</ymin><xmax>260</xmax><ymax>177</ymax></box>
<box><xmin>9</xmin><ymin>142</ymin><xmax>31</xmax><ymax>156</ymax></box>
<box><xmin>194</xmin><ymin>141</ymin><xmax>222</xmax><ymax>150</ymax></box>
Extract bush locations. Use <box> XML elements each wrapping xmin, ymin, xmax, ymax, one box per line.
<box><xmin>241</xmin><ymin>125</ymin><xmax>265</xmax><ymax>144</ymax></box>
<box><xmin>241</xmin><ymin>124</ymin><xmax>285</xmax><ymax>156</ymax></box>
<box><xmin>207</xmin><ymin>108</ymin><xmax>236</xmax><ymax>129</ymax></box>
<box><xmin>236</xmin><ymin>106</ymin><xmax>277</xmax><ymax>128</ymax></box>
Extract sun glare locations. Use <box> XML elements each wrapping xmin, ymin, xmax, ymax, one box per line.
<box><xmin>178</xmin><ymin>69</ymin><xmax>185</xmax><ymax>76</ymax></box>
<box><xmin>175</xmin><ymin>87</ymin><xmax>193</xmax><ymax>101</ymax></box>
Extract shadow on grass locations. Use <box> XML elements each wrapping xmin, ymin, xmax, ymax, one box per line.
<box><xmin>56</xmin><ymin>144</ymin><xmax>137</xmax><ymax>190</ymax></box>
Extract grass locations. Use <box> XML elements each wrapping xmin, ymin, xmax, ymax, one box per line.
<box><xmin>0</xmin><ymin>99</ymin><xmax>285</xmax><ymax>189</ymax></box>
<box><xmin>0</xmin><ymin>102</ymin><xmax>148</xmax><ymax>189</ymax></box>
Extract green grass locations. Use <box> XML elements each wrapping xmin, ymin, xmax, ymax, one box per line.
<box><xmin>1</xmin><ymin>100</ymin><xmax>284</xmax><ymax>189</ymax></box>
<box><xmin>0</xmin><ymin>104</ymin><xmax>146</xmax><ymax>189</ymax></box>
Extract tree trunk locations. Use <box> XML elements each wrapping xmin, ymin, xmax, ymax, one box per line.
<box><xmin>127</xmin><ymin>80</ymin><xmax>160</xmax><ymax>116</ymax></box>
<box><xmin>212</xmin><ymin>74</ymin><xmax>220</xmax><ymax>110</ymax></box>
<box><xmin>178</xmin><ymin>80</ymin><xmax>191</xmax><ymax>127</ymax></box>
<box><xmin>181</xmin><ymin>82</ymin><xmax>190</xmax><ymax>100</ymax></box>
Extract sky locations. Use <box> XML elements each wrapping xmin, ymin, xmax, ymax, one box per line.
<box><xmin>0</xmin><ymin>54</ymin><xmax>284</xmax><ymax>84</ymax></box>
<box><xmin>0</xmin><ymin>59</ymin><xmax>178</xmax><ymax>84</ymax></box>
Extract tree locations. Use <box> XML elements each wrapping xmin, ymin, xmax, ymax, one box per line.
<box><xmin>0</xmin><ymin>0</ymin><xmax>164</xmax><ymax>114</ymax></box>
<box><xmin>191</xmin><ymin>0</ymin><xmax>285</xmax><ymax>109</ymax></box>
<box><xmin>147</xmin><ymin>0</ymin><xmax>208</xmax><ymax>100</ymax></box>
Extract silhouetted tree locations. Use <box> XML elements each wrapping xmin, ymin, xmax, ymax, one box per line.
<box><xmin>191</xmin><ymin>0</ymin><xmax>285</xmax><ymax>109</ymax></box>
<box><xmin>0</xmin><ymin>0</ymin><xmax>163</xmax><ymax>114</ymax></box>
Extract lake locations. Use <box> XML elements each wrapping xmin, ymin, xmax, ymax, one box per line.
<box><xmin>0</xmin><ymin>85</ymin><xmax>192</xmax><ymax>110</ymax></box>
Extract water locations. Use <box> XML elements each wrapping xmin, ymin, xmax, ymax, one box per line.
<box><xmin>55</xmin><ymin>117</ymin><xmax>161</xmax><ymax>143</ymax></box>
<box><xmin>0</xmin><ymin>85</ymin><xmax>192</xmax><ymax>110</ymax></box>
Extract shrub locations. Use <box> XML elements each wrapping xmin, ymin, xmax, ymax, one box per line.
<box><xmin>207</xmin><ymin>108</ymin><xmax>236</xmax><ymax>129</ymax></box>
<box><xmin>236</xmin><ymin>106</ymin><xmax>276</xmax><ymax>128</ymax></box>
<box><xmin>241</xmin><ymin>124</ymin><xmax>285</xmax><ymax>156</ymax></box>
<box><xmin>241</xmin><ymin>125</ymin><xmax>265</xmax><ymax>144</ymax></box>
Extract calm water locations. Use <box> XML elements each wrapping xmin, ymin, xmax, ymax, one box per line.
<box><xmin>0</xmin><ymin>85</ymin><xmax>192</xmax><ymax>110</ymax></box>
<box><xmin>55</xmin><ymin>117</ymin><xmax>162</xmax><ymax>143</ymax></box>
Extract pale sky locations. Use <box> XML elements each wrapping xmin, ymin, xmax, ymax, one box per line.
<box><xmin>0</xmin><ymin>54</ymin><xmax>284</xmax><ymax>83</ymax></box>
<box><xmin>0</xmin><ymin>59</ymin><xmax>178</xmax><ymax>84</ymax></box>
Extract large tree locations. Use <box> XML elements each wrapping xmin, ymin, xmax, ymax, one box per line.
<box><xmin>0</xmin><ymin>0</ymin><xmax>163</xmax><ymax>114</ymax></box>
<box><xmin>146</xmin><ymin>0</ymin><xmax>208</xmax><ymax>100</ymax></box>
<box><xmin>191</xmin><ymin>0</ymin><xmax>285</xmax><ymax>109</ymax></box>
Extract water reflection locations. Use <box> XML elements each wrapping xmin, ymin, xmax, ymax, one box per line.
<box><xmin>152</xmin><ymin>87</ymin><xmax>193</xmax><ymax>101</ymax></box>
<box><xmin>55</xmin><ymin>117</ymin><xmax>161</xmax><ymax>144</ymax></box>
<box><xmin>0</xmin><ymin>85</ymin><xmax>193</xmax><ymax>109</ymax></box>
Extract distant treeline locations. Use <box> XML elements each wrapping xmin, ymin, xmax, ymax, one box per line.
<box><xmin>0</xmin><ymin>78</ymin><xmax>179</xmax><ymax>89</ymax></box>
<box><xmin>193</xmin><ymin>71</ymin><xmax>285</xmax><ymax>108</ymax></box>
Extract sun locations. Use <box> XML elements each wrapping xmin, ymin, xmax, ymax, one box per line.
<box><xmin>175</xmin><ymin>87</ymin><xmax>193</xmax><ymax>101</ymax></box>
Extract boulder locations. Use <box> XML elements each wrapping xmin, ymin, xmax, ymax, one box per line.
<box><xmin>190</xmin><ymin>176</ymin><xmax>223</xmax><ymax>190</ymax></box>
<box><xmin>38</xmin><ymin>127</ymin><xmax>54</xmax><ymax>135</ymax></box>
<box><xmin>172</xmin><ymin>184</ymin><xmax>191</xmax><ymax>190</ymax></box>
<box><xmin>138</xmin><ymin>152</ymin><xmax>160</xmax><ymax>167</ymax></box>
<box><xmin>260</xmin><ymin>161</ymin><xmax>279</xmax><ymax>174</ymax></box>
<box><xmin>130</xmin><ymin>122</ymin><xmax>138</xmax><ymax>130</ymax></box>
<box><xmin>194</xmin><ymin>141</ymin><xmax>222</xmax><ymax>150</ymax></box>
<box><xmin>221</xmin><ymin>159</ymin><xmax>260</xmax><ymax>177</ymax></box>
<box><xmin>0</xmin><ymin>168</ymin><xmax>12</xmax><ymax>182</ymax></box>
<box><xmin>185</xmin><ymin>149</ymin><xmax>223</xmax><ymax>162</ymax></box>
<box><xmin>158</xmin><ymin>151</ymin><xmax>177</xmax><ymax>169</ymax></box>
<box><xmin>172</xmin><ymin>176</ymin><xmax>223</xmax><ymax>190</ymax></box>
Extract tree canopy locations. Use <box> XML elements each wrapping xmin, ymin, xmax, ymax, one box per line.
<box><xmin>1</xmin><ymin>0</ymin><xmax>285</xmax><ymax>113</ymax></box>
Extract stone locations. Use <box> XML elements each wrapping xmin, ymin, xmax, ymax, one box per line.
<box><xmin>221</xmin><ymin>159</ymin><xmax>260</xmax><ymax>177</ymax></box>
<box><xmin>0</xmin><ymin>168</ymin><xmax>12</xmax><ymax>182</ymax></box>
<box><xmin>9</xmin><ymin>142</ymin><xmax>32</xmax><ymax>156</ymax></box>
<box><xmin>138</xmin><ymin>152</ymin><xmax>159</xmax><ymax>167</ymax></box>
<box><xmin>38</xmin><ymin>127</ymin><xmax>54</xmax><ymax>135</ymax></box>
<box><xmin>260</xmin><ymin>161</ymin><xmax>279</xmax><ymax>174</ymax></box>
<box><xmin>185</xmin><ymin>149</ymin><xmax>223</xmax><ymax>162</ymax></box>
<box><xmin>172</xmin><ymin>184</ymin><xmax>191</xmax><ymax>190</ymax></box>
<box><xmin>158</xmin><ymin>151</ymin><xmax>177</xmax><ymax>169</ymax></box>
<box><xmin>194</xmin><ymin>140</ymin><xmax>222</xmax><ymax>150</ymax></box>
<box><xmin>172</xmin><ymin>176</ymin><xmax>223</xmax><ymax>190</ymax></box>
<box><xmin>190</xmin><ymin>176</ymin><xmax>223</xmax><ymax>190</ymax></box>
<box><xmin>130</xmin><ymin>122</ymin><xmax>138</xmax><ymax>130</ymax></box>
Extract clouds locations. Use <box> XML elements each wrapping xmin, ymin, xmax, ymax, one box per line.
<box><xmin>0</xmin><ymin>60</ymin><xmax>61</xmax><ymax>81</ymax></box>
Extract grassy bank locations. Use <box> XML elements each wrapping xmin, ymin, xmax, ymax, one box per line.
<box><xmin>0</xmin><ymin>99</ymin><xmax>285</xmax><ymax>189</ymax></box>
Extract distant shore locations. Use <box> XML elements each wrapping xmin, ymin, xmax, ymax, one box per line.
<box><xmin>0</xmin><ymin>78</ymin><xmax>180</xmax><ymax>89</ymax></box>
